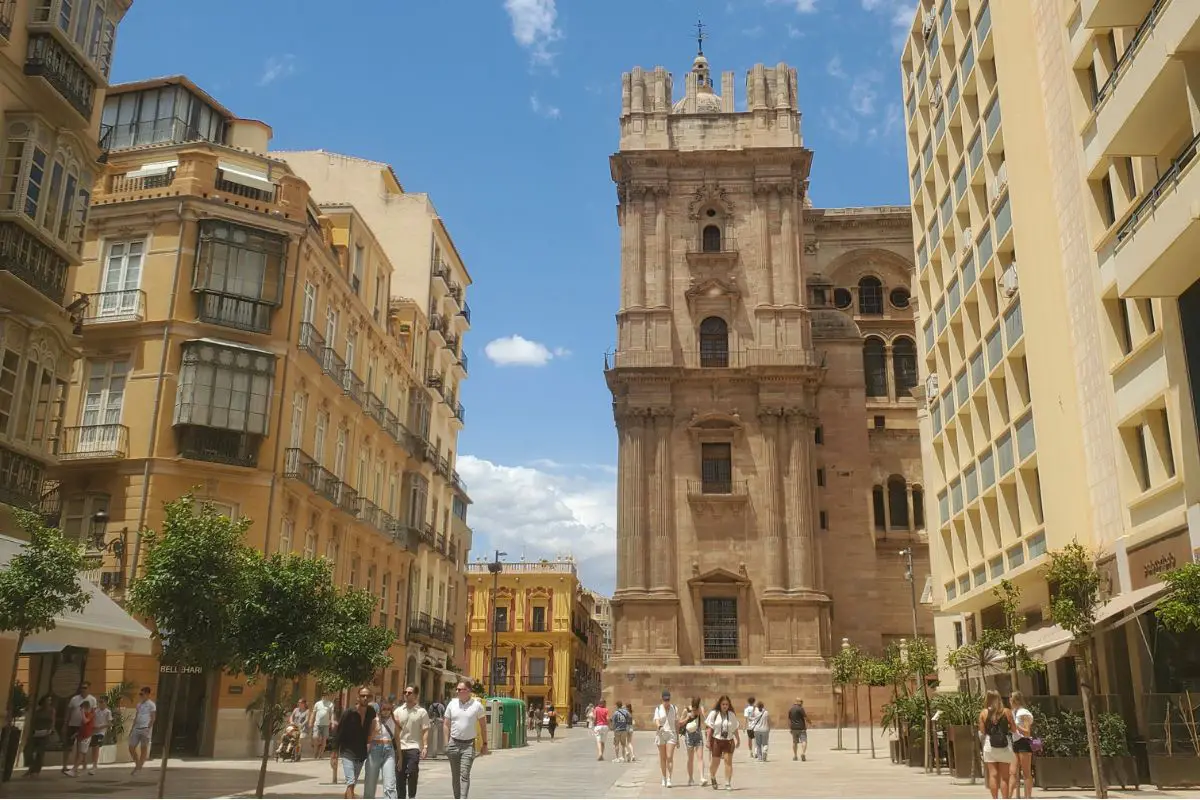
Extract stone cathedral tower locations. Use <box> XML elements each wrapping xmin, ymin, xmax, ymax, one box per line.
<box><xmin>602</xmin><ymin>45</ymin><xmax>934</xmax><ymax>719</ymax></box>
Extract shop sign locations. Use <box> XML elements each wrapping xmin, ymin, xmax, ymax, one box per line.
<box><xmin>159</xmin><ymin>664</ymin><xmax>203</xmax><ymax>674</ymax></box>
<box><xmin>1128</xmin><ymin>528</ymin><xmax>1191</xmax><ymax>591</ymax></box>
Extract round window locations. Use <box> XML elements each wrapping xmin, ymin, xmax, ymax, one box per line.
<box><xmin>706</xmin><ymin>209</ymin><xmax>717</xmax><ymax>218</ymax></box>
<box><xmin>833</xmin><ymin>288</ymin><xmax>853</xmax><ymax>309</ymax></box>
<box><xmin>890</xmin><ymin>287</ymin><xmax>911</xmax><ymax>309</ymax></box>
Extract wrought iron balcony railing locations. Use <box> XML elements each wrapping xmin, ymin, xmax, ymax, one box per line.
<box><xmin>104</xmin><ymin>116</ymin><xmax>219</xmax><ymax>152</ymax></box>
<box><xmin>82</xmin><ymin>290</ymin><xmax>146</xmax><ymax>324</ymax></box>
<box><xmin>454</xmin><ymin>402</ymin><xmax>465</xmax><ymax>424</ymax></box>
<box><xmin>0</xmin><ymin>220</ymin><xmax>69</xmax><ymax>305</ymax></box>
<box><xmin>687</xmin><ymin>479</ymin><xmax>749</xmax><ymax>497</ymax></box>
<box><xmin>0</xmin><ymin>0</ymin><xmax>14</xmax><ymax>40</ymax></box>
<box><xmin>458</xmin><ymin>352</ymin><xmax>469</xmax><ymax>374</ymax></box>
<box><xmin>176</xmin><ymin>425</ymin><xmax>259</xmax><ymax>468</ymax></box>
<box><xmin>109</xmin><ymin>168</ymin><xmax>176</xmax><ymax>194</ymax></box>
<box><xmin>431</xmin><ymin>263</ymin><xmax>449</xmax><ymax>284</ymax></box>
<box><xmin>0</xmin><ymin>444</ymin><xmax>45</xmax><ymax>511</ymax></box>
<box><xmin>460</xmin><ymin>301</ymin><xmax>472</xmax><ymax>325</ymax></box>
<box><xmin>444</xmin><ymin>334</ymin><xmax>459</xmax><ymax>353</ymax></box>
<box><xmin>195</xmin><ymin>289</ymin><xmax>274</xmax><ymax>333</ymax></box>
<box><xmin>341</xmin><ymin>367</ymin><xmax>365</xmax><ymax>406</ymax></box>
<box><xmin>24</xmin><ymin>33</ymin><xmax>96</xmax><ymax>120</ymax></box>
<box><xmin>419</xmin><ymin>522</ymin><xmax>436</xmax><ymax>547</ymax></box>
<box><xmin>409</xmin><ymin>611</ymin><xmax>434</xmax><ymax>638</ymax></box>
<box><xmin>58</xmin><ymin>424</ymin><xmax>129</xmax><ymax>460</ymax></box>
<box><xmin>426</xmin><ymin>372</ymin><xmax>444</xmax><ymax>393</ymax></box>
<box><xmin>451</xmin><ymin>470</ymin><xmax>467</xmax><ymax>493</ymax></box>
<box><xmin>429</xmin><ymin>314</ymin><xmax>446</xmax><ymax>336</ymax></box>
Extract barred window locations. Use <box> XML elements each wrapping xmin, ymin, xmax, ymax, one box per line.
<box><xmin>173</xmin><ymin>340</ymin><xmax>276</xmax><ymax>435</ymax></box>
<box><xmin>702</xmin><ymin>597</ymin><xmax>739</xmax><ymax>661</ymax></box>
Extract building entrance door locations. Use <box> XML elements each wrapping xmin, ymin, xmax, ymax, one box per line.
<box><xmin>151</xmin><ymin>668</ymin><xmax>208</xmax><ymax>758</ymax></box>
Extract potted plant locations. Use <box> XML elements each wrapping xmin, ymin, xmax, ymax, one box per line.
<box><xmin>94</xmin><ymin>682</ymin><xmax>135</xmax><ymax>764</ymax></box>
<box><xmin>1034</xmin><ymin>708</ymin><xmax>1137</xmax><ymax>789</ymax></box>
<box><xmin>933</xmin><ymin>690</ymin><xmax>983</xmax><ymax>780</ymax></box>
<box><xmin>1147</xmin><ymin>563</ymin><xmax>1200</xmax><ymax>788</ymax></box>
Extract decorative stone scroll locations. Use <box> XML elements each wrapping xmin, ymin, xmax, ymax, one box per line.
<box><xmin>687</xmin><ymin>184</ymin><xmax>734</xmax><ymax>220</ymax></box>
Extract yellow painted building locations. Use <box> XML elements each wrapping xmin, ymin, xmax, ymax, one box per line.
<box><xmin>37</xmin><ymin>75</ymin><xmax>475</xmax><ymax>758</ymax></box>
<box><xmin>464</xmin><ymin>559</ymin><xmax>604</xmax><ymax>719</ymax></box>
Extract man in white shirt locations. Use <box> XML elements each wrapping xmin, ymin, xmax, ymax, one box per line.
<box><xmin>128</xmin><ymin>686</ymin><xmax>156</xmax><ymax>775</ymax></box>
<box><xmin>443</xmin><ymin>682</ymin><xmax>488</xmax><ymax>799</ymax></box>
<box><xmin>88</xmin><ymin>696</ymin><xmax>113</xmax><ymax>775</ymax></box>
<box><xmin>393</xmin><ymin>685</ymin><xmax>431</xmax><ymax>799</ymax></box>
<box><xmin>62</xmin><ymin>682</ymin><xmax>96</xmax><ymax>774</ymax></box>
<box><xmin>311</xmin><ymin>693</ymin><xmax>335</xmax><ymax>759</ymax></box>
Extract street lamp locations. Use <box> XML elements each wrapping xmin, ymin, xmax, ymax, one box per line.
<box><xmin>89</xmin><ymin>510</ymin><xmax>129</xmax><ymax>589</ymax></box>
<box><xmin>900</xmin><ymin>547</ymin><xmax>933</xmax><ymax>774</ymax></box>
<box><xmin>487</xmin><ymin>550</ymin><xmax>507</xmax><ymax>697</ymax></box>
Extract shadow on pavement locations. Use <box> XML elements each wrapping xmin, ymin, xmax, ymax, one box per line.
<box><xmin>0</xmin><ymin>764</ymin><xmax>304</xmax><ymax>799</ymax></box>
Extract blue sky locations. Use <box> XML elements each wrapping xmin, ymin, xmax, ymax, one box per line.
<box><xmin>111</xmin><ymin>0</ymin><xmax>916</xmax><ymax>593</ymax></box>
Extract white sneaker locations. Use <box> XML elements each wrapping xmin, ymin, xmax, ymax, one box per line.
<box><xmin>666</xmin><ymin>778</ymin><xmax>672</xmax><ymax>788</ymax></box>
<box><xmin>688</xmin><ymin>779</ymin><xmax>694</xmax><ymax>786</ymax></box>
<box><xmin>661</xmin><ymin>778</ymin><xmax>667</xmax><ymax>787</ymax></box>
<box><xmin>87</xmin><ymin>769</ymin><xmax>95</xmax><ymax>775</ymax></box>
<box><xmin>726</xmin><ymin>783</ymin><xmax>732</xmax><ymax>791</ymax></box>
<box><xmin>702</xmin><ymin>778</ymin><xmax>709</xmax><ymax>786</ymax></box>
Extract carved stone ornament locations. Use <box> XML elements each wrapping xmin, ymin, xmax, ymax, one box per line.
<box><xmin>684</xmin><ymin>276</ymin><xmax>740</xmax><ymax>316</ymax></box>
<box><xmin>804</xmin><ymin>239</ymin><xmax>819</xmax><ymax>255</ymax></box>
<box><xmin>687</xmin><ymin>184</ymin><xmax>734</xmax><ymax>220</ymax></box>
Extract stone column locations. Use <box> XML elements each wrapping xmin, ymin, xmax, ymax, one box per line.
<box><xmin>779</xmin><ymin>187</ymin><xmax>798</xmax><ymax>306</ymax></box>
<box><xmin>907</xmin><ymin>483</ymin><xmax>916</xmax><ymax>533</ymax></box>
<box><xmin>758</xmin><ymin>408</ymin><xmax>785</xmax><ymax>593</ymax></box>
<box><xmin>649</xmin><ymin>409</ymin><xmax>675</xmax><ymax>593</ymax></box>
<box><xmin>629</xmin><ymin>189</ymin><xmax>646</xmax><ymax>308</ymax></box>
<box><xmin>655</xmin><ymin>188</ymin><xmax>670</xmax><ymax>307</ymax></box>
<box><xmin>756</xmin><ymin>185</ymin><xmax>775</xmax><ymax>306</ymax></box>
<box><xmin>884</xmin><ymin>345</ymin><xmax>896</xmax><ymax>402</ymax></box>
<box><xmin>784</xmin><ymin>410</ymin><xmax>817</xmax><ymax>591</ymax></box>
<box><xmin>616</xmin><ymin>411</ymin><xmax>648</xmax><ymax>593</ymax></box>
<box><xmin>619</xmin><ymin>183</ymin><xmax>633</xmax><ymax>312</ymax></box>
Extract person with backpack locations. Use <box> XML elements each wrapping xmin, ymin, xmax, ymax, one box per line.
<box><xmin>978</xmin><ymin>690</ymin><xmax>1015</xmax><ymax>799</ymax></box>
<box><xmin>610</xmin><ymin>702</ymin><xmax>633</xmax><ymax>762</ymax></box>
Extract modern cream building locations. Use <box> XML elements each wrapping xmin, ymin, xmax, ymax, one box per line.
<box><xmin>602</xmin><ymin>46</ymin><xmax>933</xmax><ymax>726</ymax></box>
<box><xmin>39</xmin><ymin>75</ymin><xmax>473</xmax><ymax>758</ymax></box>
<box><xmin>0</xmin><ymin>0</ymin><xmax>145</xmax><ymax>768</ymax></box>
<box><xmin>902</xmin><ymin>0</ymin><xmax>1200</xmax><ymax>735</ymax></box>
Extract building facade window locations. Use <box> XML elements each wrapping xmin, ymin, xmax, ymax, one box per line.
<box><xmin>101</xmin><ymin>83</ymin><xmax>225</xmax><ymax>150</ymax></box>
<box><xmin>60</xmin><ymin>492</ymin><xmax>109</xmax><ymax>543</ymax></box>
<box><xmin>892</xmin><ymin>337</ymin><xmax>919</xmax><ymax>397</ymax></box>
<box><xmin>858</xmin><ymin>276</ymin><xmax>884</xmax><ymax>315</ymax></box>
<box><xmin>887</xmin><ymin>475</ymin><xmax>909</xmax><ymax>529</ymax></box>
<box><xmin>701</xmin><ymin>224</ymin><xmax>722</xmax><ymax>252</ymax></box>
<box><xmin>913</xmin><ymin>485</ymin><xmax>925</xmax><ymax>529</ymax></box>
<box><xmin>701</xmin><ymin>597</ymin><xmax>739</xmax><ymax>661</ymax></box>
<box><xmin>864</xmin><ymin>338</ymin><xmax>888</xmax><ymax>397</ymax></box>
<box><xmin>97</xmin><ymin>240</ymin><xmax>145</xmax><ymax>318</ymax></box>
<box><xmin>531</xmin><ymin>605</ymin><xmax>547</xmax><ymax>632</ymax></box>
<box><xmin>279</xmin><ymin>516</ymin><xmax>294</xmax><ymax>554</ymax></box>
<box><xmin>495</xmin><ymin>605</ymin><xmax>509</xmax><ymax>633</ymax></box>
<box><xmin>172</xmin><ymin>340</ymin><xmax>276</xmax><ymax>467</ymax></box>
<box><xmin>698</xmin><ymin>316</ymin><xmax>729</xmax><ymax>367</ymax></box>
<box><xmin>700</xmin><ymin>442</ymin><xmax>733</xmax><ymax>494</ymax></box>
<box><xmin>78</xmin><ymin>359</ymin><xmax>127</xmax><ymax>453</ymax></box>
<box><xmin>872</xmin><ymin>485</ymin><xmax>886</xmax><ymax>530</ymax></box>
<box><xmin>0</xmin><ymin>120</ymin><xmax>93</xmax><ymax>255</ymax></box>
<box><xmin>192</xmin><ymin>220</ymin><xmax>286</xmax><ymax>333</ymax></box>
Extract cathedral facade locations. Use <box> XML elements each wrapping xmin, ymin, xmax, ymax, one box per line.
<box><xmin>602</xmin><ymin>49</ymin><xmax>934</xmax><ymax>723</ymax></box>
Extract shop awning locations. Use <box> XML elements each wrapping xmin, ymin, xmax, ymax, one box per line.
<box><xmin>217</xmin><ymin>160</ymin><xmax>275</xmax><ymax>193</ymax></box>
<box><xmin>1</xmin><ymin>535</ymin><xmax>154</xmax><ymax>656</ymax></box>
<box><xmin>1095</xmin><ymin>582</ymin><xmax>1168</xmax><ymax>631</ymax></box>
<box><xmin>124</xmin><ymin>159</ymin><xmax>177</xmax><ymax>179</ymax></box>
<box><xmin>1015</xmin><ymin>623</ymin><xmax>1073</xmax><ymax>664</ymax></box>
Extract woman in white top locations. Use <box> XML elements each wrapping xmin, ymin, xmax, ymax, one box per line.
<box><xmin>682</xmin><ymin>697</ymin><xmax>708</xmax><ymax>787</ymax></box>
<box><xmin>706</xmin><ymin>694</ymin><xmax>741</xmax><ymax>791</ymax></box>
<box><xmin>652</xmin><ymin>690</ymin><xmax>679</xmax><ymax>788</ymax></box>
<box><xmin>1010</xmin><ymin>691</ymin><xmax>1035</xmax><ymax>799</ymax></box>
<box><xmin>751</xmin><ymin>701</ymin><xmax>770</xmax><ymax>761</ymax></box>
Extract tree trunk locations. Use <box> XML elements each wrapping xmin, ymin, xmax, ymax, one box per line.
<box><xmin>1</xmin><ymin>634</ymin><xmax>25</xmax><ymax>782</ymax></box>
<box><xmin>867</xmin><ymin>685</ymin><xmax>875</xmax><ymax>759</ymax></box>
<box><xmin>1079</xmin><ymin>644</ymin><xmax>1108</xmax><ymax>799</ymax></box>
<box><xmin>156</xmin><ymin>671</ymin><xmax>180</xmax><ymax>799</ymax></box>
<box><xmin>854</xmin><ymin>684</ymin><xmax>860</xmax><ymax>754</ymax></box>
<box><xmin>256</xmin><ymin>677</ymin><xmax>278</xmax><ymax>799</ymax></box>
<box><xmin>835</xmin><ymin>685</ymin><xmax>843</xmax><ymax>751</ymax></box>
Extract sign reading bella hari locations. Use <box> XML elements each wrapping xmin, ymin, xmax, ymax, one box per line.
<box><xmin>1128</xmin><ymin>528</ymin><xmax>1193</xmax><ymax>592</ymax></box>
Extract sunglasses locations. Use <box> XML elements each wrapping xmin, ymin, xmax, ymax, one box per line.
<box><xmin>457</xmin><ymin>687</ymin><xmax>470</xmax><ymax>691</ymax></box>
<box><xmin>403</xmin><ymin>690</ymin><xmax>415</xmax><ymax>695</ymax></box>
<box><xmin>359</xmin><ymin>694</ymin><xmax>372</xmax><ymax>700</ymax></box>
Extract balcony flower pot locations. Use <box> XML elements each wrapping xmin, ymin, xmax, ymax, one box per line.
<box><xmin>1034</xmin><ymin>756</ymin><xmax>1138</xmax><ymax>790</ymax></box>
<box><xmin>1149</xmin><ymin>755</ymin><xmax>1200</xmax><ymax>789</ymax></box>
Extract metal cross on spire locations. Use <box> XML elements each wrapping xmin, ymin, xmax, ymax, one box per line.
<box><xmin>695</xmin><ymin>17</ymin><xmax>707</xmax><ymax>55</ymax></box>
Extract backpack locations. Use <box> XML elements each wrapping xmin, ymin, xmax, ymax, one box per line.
<box><xmin>611</xmin><ymin>708</ymin><xmax>630</xmax><ymax>732</ymax></box>
<box><xmin>986</xmin><ymin>714</ymin><xmax>1009</xmax><ymax>748</ymax></box>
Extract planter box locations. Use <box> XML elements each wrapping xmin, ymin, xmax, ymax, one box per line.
<box><xmin>1034</xmin><ymin>756</ymin><xmax>1138</xmax><ymax>790</ymax></box>
<box><xmin>1149</xmin><ymin>755</ymin><xmax>1200</xmax><ymax>789</ymax></box>
<box><xmin>946</xmin><ymin>725</ymin><xmax>980</xmax><ymax>780</ymax></box>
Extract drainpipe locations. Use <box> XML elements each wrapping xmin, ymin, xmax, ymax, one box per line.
<box><xmin>261</xmin><ymin>230</ymin><xmax>306</xmax><ymax>555</ymax></box>
<box><xmin>129</xmin><ymin>202</ymin><xmax>187</xmax><ymax>587</ymax></box>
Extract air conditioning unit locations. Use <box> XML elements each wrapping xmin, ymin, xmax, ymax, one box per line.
<box><xmin>926</xmin><ymin>374</ymin><xmax>939</xmax><ymax>398</ymax></box>
<box><xmin>1000</xmin><ymin>264</ymin><xmax>1019</xmax><ymax>298</ymax></box>
<box><xmin>992</xmin><ymin>162</ymin><xmax>1009</xmax><ymax>204</ymax></box>
<box><xmin>960</xmin><ymin>227</ymin><xmax>973</xmax><ymax>255</ymax></box>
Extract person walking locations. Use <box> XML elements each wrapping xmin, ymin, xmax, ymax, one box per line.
<box><xmin>787</xmin><ymin>698</ymin><xmax>809</xmax><ymax>762</ymax></box>
<box><xmin>394</xmin><ymin>686</ymin><xmax>430</xmax><ymax>800</ymax></box>
<box><xmin>1010</xmin><ymin>691</ymin><xmax>1035</xmax><ymax>799</ymax></box>
<box><xmin>289</xmin><ymin>699</ymin><xmax>310</xmax><ymax>754</ymax></box>
<box><xmin>682</xmin><ymin>697</ymin><xmax>708</xmax><ymax>786</ymax></box>
<box><xmin>312</xmin><ymin>693</ymin><xmax>335</xmax><ymax>759</ymax></box>
<box><xmin>592</xmin><ymin>699</ymin><xmax>610</xmax><ymax>761</ymax></box>
<box><xmin>62</xmin><ymin>682</ymin><xmax>96</xmax><ymax>774</ymax></box>
<box><xmin>706</xmin><ymin>695</ymin><xmax>741</xmax><ymax>791</ymax></box>
<box><xmin>610</xmin><ymin>702</ymin><xmax>632</xmax><ymax>763</ymax></box>
<box><xmin>443</xmin><ymin>682</ymin><xmax>488</xmax><ymax>799</ymax></box>
<box><xmin>85</xmin><ymin>695</ymin><xmax>112</xmax><ymax>775</ymax></box>
<box><xmin>652</xmin><ymin>690</ymin><xmax>679</xmax><ymax>788</ymax></box>
<box><xmin>545</xmin><ymin>706</ymin><xmax>558</xmax><ymax>740</ymax></box>
<box><xmin>128</xmin><ymin>686</ymin><xmax>155</xmax><ymax>776</ymax></box>
<box><xmin>978</xmin><ymin>689</ymin><xmax>1015</xmax><ymax>800</ymax></box>
<box><xmin>363</xmin><ymin>697</ymin><xmax>397</xmax><ymax>799</ymax></box>
<box><xmin>742</xmin><ymin>697</ymin><xmax>756</xmax><ymax>758</ymax></box>
<box><xmin>24</xmin><ymin>695</ymin><xmax>54</xmax><ymax>778</ymax></box>
<box><xmin>750</xmin><ymin>701</ymin><xmax>771</xmax><ymax>761</ymax></box>
<box><xmin>66</xmin><ymin>700</ymin><xmax>93</xmax><ymax>777</ymax></box>
<box><xmin>339</xmin><ymin>687</ymin><xmax>378</xmax><ymax>799</ymax></box>
<box><xmin>625</xmin><ymin>704</ymin><xmax>638</xmax><ymax>762</ymax></box>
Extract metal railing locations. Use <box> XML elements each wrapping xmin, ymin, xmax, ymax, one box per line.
<box><xmin>604</xmin><ymin>347</ymin><xmax>821</xmax><ymax>370</ymax></box>
<box><xmin>58</xmin><ymin>424</ymin><xmax>129</xmax><ymax>460</ymax></box>
<box><xmin>195</xmin><ymin>289</ymin><xmax>274</xmax><ymax>333</ymax></box>
<box><xmin>83</xmin><ymin>290</ymin><xmax>146</xmax><ymax>323</ymax></box>
<box><xmin>103</xmin><ymin>117</ymin><xmax>220</xmax><ymax>151</ymax></box>
<box><xmin>444</xmin><ymin>334</ymin><xmax>459</xmax><ymax>353</ymax></box>
<box><xmin>458</xmin><ymin>352</ymin><xmax>469</xmax><ymax>373</ymax></box>
<box><xmin>460</xmin><ymin>301</ymin><xmax>472</xmax><ymax>324</ymax></box>
<box><xmin>431</xmin><ymin>263</ymin><xmax>449</xmax><ymax>284</ymax></box>
<box><xmin>215</xmin><ymin>170</ymin><xmax>279</xmax><ymax>204</ymax></box>
<box><xmin>429</xmin><ymin>314</ymin><xmax>446</xmax><ymax>335</ymax></box>
<box><xmin>1116</xmin><ymin>130</ymin><xmax>1200</xmax><ymax>245</ymax></box>
<box><xmin>0</xmin><ymin>0</ymin><xmax>15</xmax><ymax>39</ymax></box>
<box><xmin>109</xmin><ymin>168</ymin><xmax>176</xmax><ymax>194</ymax></box>
<box><xmin>426</xmin><ymin>372</ymin><xmax>444</xmax><ymax>393</ymax></box>
<box><xmin>686</xmin><ymin>236</ymin><xmax>739</xmax><ymax>256</ymax></box>
<box><xmin>176</xmin><ymin>425</ymin><xmax>259</xmax><ymax>468</ymax></box>
<box><xmin>0</xmin><ymin>444</ymin><xmax>45</xmax><ymax>511</ymax></box>
<box><xmin>0</xmin><ymin>220</ymin><xmax>69</xmax><ymax>305</ymax></box>
<box><xmin>454</xmin><ymin>402</ymin><xmax>465</xmax><ymax>423</ymax></box>
<box><xmin>24</xmin><ymin>33</ymin><xmax>96</xmax><ymax>119</ymax></box>
<box><xmin>687</xmin><ymin>479</ymin><xmax>749</xmax><ymax>497</ymax></box>
<box><xmin>1095</xmin><ymin>0</ymin><xmax>1167</xmax><ymax>107</ymax></box>
<box><xmin>452</xmin><ymin>470</ymin><xmax>467</xmax><ymax>493</ymax></box>
<box><xmin>420</xmin><ymin>521</ymin><xmax>437</xmax><ymax>547</ymax></box>
<box><xmin>410</xmin><ymin>612</ymin><xmax>433</xmax><ymax>638</ymax></box>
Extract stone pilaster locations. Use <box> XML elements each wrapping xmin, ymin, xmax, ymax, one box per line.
<box><xmin>784</xmin><ymin>409</ymin><xmax>817</xmax><ymax>591</ymax></box>
<box><xmin>759</xmin><ymin>407</ymin><xmax>785</xmax><ymax>594</ymax></box>
<box><xmin>780</xmin><ymin>186</ymin><xmax>798</xmax><ymax>306</ymax></box>
<box><xmin>649</xmin><ymin>408</ymin><xmax>676</xmax><ymax>594</ymax></box>
<box><xmin>625</xmin><ymin>188</ymin><xmax>646</xmax><ymax>309</ymax></box>
<box><xmin>616</xmin><ymin>410</ymin><xmax>648</xmax><ymax>594</ymax></box>
<box><xmin>755</xmin><ymin>184</ymin><xmax>775</xmax><ymax>306</ymax></box>
<box><xmin>655</xmin><ymin>188</ymin><xmax>670</xmax><ymax>307</ymax></box>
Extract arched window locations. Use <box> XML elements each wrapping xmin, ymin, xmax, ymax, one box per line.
<box><xmin>912</xmin><ymin>485</ymin><xmax>925</xmax><ymax>529</ymax></box>
<box><xmin>872</xmin><ymin>485</ymin><xmax>886</xmax><ymax>531</ymax></box>
<box><xmin>702</xmin><ymin>224</ymin><xmax>722</xmax><ymax>253</ymax></box>
<box><xmin>892</xmin><ymin>337</ymin><xmax>919</xmax><ymax>397</ymax></box>
<box><xmin>699</xmin><ymin>316</ymin><xmax>729</xmax><ymax>367</ymax></box>
<box><xmin>863</xmin><ymin>337</ymin><xmax>887</xmax><ymax>397</ymax></box>
<box><xmin>888</xmin><ymin>475</ymin><xmax>909</xmax><ymax>529</ymax></box>
<box><xmin>858</xmin><ymin>276</ymin><xmax>884</xmax><ymax>315</ymax></box>
<box><xmin>833</xmin><ymin>288</ymin><xmax>853</xmax><ymax>309</ymax></box>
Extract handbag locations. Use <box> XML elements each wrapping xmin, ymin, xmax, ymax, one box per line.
<box><xmin>1030</xmin><ymin>737</ymin><xmax>1043</xmax><ymax>753</ymax></box>
<box><xmin>685</xmin><ymin>719</ymin><xmax>699</xmax><ymax>734</ymax></box>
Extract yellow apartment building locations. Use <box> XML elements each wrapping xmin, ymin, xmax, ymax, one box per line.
<box><xmin>902</xmin><ymin>0</ymin><xmax>1200</xmax><ymax>738</ymax></box>
<box><xmin>0</xmin><ymin>0</ymin><xmax>143</xmax><ymax>755</ymax></box>
<box><xmin>463</xmin><ymin>559</ymin><xmax>605</xmax><ymax>719</ymax></box>
<box><xmin>274</xmin><ymin>150</ymin><xmax>475</xmax><ymax>682</ymax></box>
<box><xmin>40</xmin><ymin>74</ymin><xmax>473</xmax><ymax>759</ymax></box>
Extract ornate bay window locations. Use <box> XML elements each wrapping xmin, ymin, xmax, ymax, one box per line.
<box><xmin>192</xmin><ymin>219</ymin><xmax>286</xmax><ymax>333</ymax></box>
<box><xmin>29</xmin><ymin>0</ymin><xmax>117</xmax><ymax>79</ymax></box>
<box><xmin>172</xmin><ymin>338</ymin><xmax>276</xmax><ymax>467</ymax></box>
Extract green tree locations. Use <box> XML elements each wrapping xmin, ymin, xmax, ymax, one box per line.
<box><xmin>0</xmin><ymin>510</ymin><xmax>89</xmax><ymax>764</ymax></box>
<box><xmin>1044</xmin><ymin>541</ymin><xmax>1107</xmax><ymax>799</ymax></box>
<box><xmin>126</xmin><ymin>495</ymin><xmax>255</xmax><ymax>799</ymax></box>
<box><xmin>946</xmin><ymin>629</ymin><xmax>1004</xmax><ymax>695</ymax></box>
<box><xmin>860</xmin><ymin>654</ymin><xmax>892</xmax><ymax>759</ymax></box>
<box><xmin>1157</xmin><ymin>562</ymin><xmax>1200</xmax><ymax>634</ymax></box>
<box><xmin>315</xmin><ymin>588</ymin><xmax>396</xmax><ymax>694</ymax></box>
<box><xmin>832</xmin><ymin>642</ymin><xmax>864</xmax><ymax>753</ymax></box>
<box><xmin>991</xmin><ymin>579</ymin><xmax>1047</xmax><ymax>689</ymax></box>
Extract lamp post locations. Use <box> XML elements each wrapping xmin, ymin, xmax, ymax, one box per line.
<box><xmin>89</xmin><ymin>510</ymin><xmax>129</xmax><ymax>593</ymax></box>
<box><xmin>900</xmin><ymin>547</ymin><xmax>933</xmax><ymax>774</ymax></box>
<box><xmin>487</xmin><ymin>550</ymin><xmax>506</xmax><ymax>697</ymax></box>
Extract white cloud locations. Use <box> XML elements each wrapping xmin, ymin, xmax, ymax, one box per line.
<box><xmin>849</xmin><ymin>71</ymin><xmax>882</xmax><ymax>116</ymax></box>
<box><xmin>826</xmin><ymin>55</ymin><xmax>847</xmax><ymax>79</ymax></box>
<box><xmin>529</xmin><ymin>94</ymin><xmax>561</xmax><ymax>119</ymax></box>
<box><xmin>258</xmin><ymin>55</ymin><xmax>296</xmax><ymax>86</ymax></box>
<box><xmin>504</xmin><ymin>0</ymin><xmax>562</xmax><ymax>66</ymax></box>
<box><xmin>861</xmin><ymin>0</ymin><xmax>918</xmax><ymax>51</ymax></box>
<box><xmin>786</xmin><ymin>24</ymin><xmax>805</xmax><ymax>39</ymax></box>
<box><xmin>766</xmin><ymin>0</ymin><xmax>818</xmax><ymax>13</ymax></box>
<box><xmin>483</xmin><ymin>335</ymin><xmax>569</xmax><ymax>367</ymax></box>
<box><xmin>457</xmin><ymin>456</ymin><xmax>616</xmax><ymax>592</ymax></box>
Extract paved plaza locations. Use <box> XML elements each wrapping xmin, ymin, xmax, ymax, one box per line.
<box><xmin>0</xmin><ymin>727</ymin><xmax>1177</xmax><ymax>798</ymax></box>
